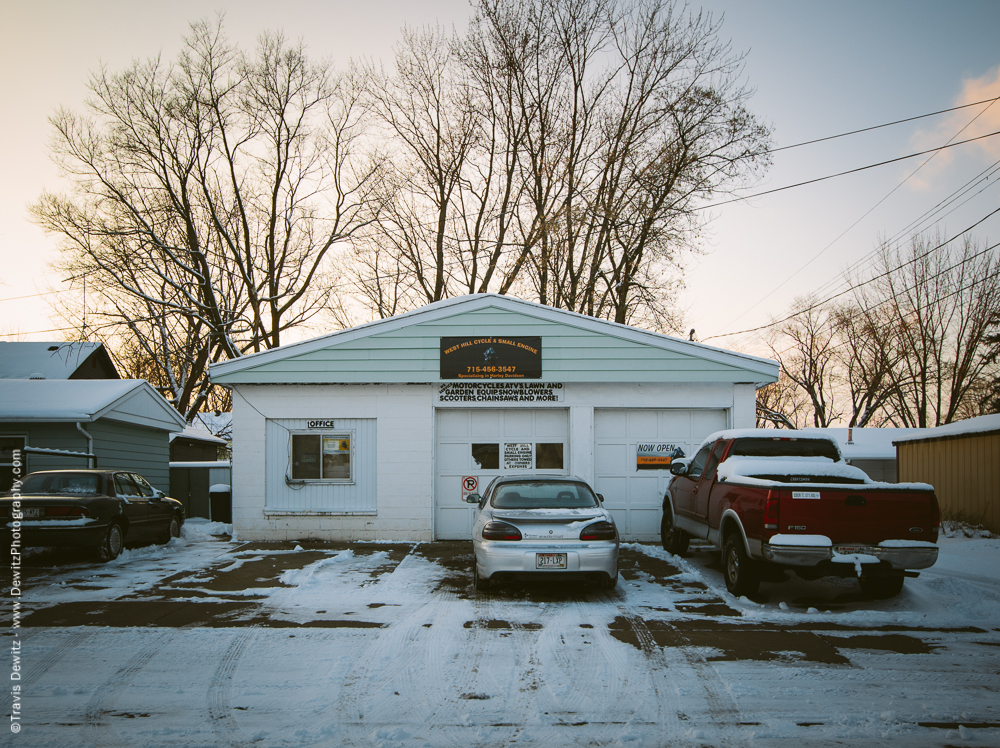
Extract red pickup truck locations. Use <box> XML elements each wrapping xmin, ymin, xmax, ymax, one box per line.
<box><xmin>661</xmin><ymin>429</ymin><xmax>940</xmax><ymax>598</ymax></box>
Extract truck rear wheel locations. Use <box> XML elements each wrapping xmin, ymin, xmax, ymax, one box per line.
<box><xmin>723</xmin><ymin>535</ymin><xmax>760</xmax><ymax>596</ymax></box>
<box><xmin>858</xmin><ymin>570</ymin><xmax>905</xmax><ymax>599</ymax></box>
<box><xmin>660</xmin><ymin>507</ymin><xmax>690</xmax><ymax>557</ymax></box>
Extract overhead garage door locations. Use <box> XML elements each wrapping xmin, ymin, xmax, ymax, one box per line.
<box><xmin>435</xmin><ymin>408</ymin><xmax>569</xmax><ymax>539</ymax></box>
<box><xmin>594</xmin><ymin>409</ymin><xmax>728</xmax><ymax>541</ymax></box>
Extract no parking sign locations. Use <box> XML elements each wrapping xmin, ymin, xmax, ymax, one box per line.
<box><xmin>462</xmin><ymin>475</ymin><xmax>478</xmax><ymax>500</ymax></box>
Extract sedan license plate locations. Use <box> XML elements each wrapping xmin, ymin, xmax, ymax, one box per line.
<box><xmin>536</xmin><ymin>553</ymin><xmax>567</xmax><ymax>569</ymax></box>
<box><xmin>22</xmin><ymin>507</ymin><xmax>42</xmax><ymax>518</ymax></box>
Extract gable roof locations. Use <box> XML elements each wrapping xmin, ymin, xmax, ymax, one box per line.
<box><xmin>210</xmin><ymin>294</ymin><xmax>778</xmax><ymax>386</ymax></box>
<box><xmin>0</xmin><ymin>341</ymin><xmax>120</xmax><ymax>380</ymax></box>
<box><xmin>892</xmin><ymin>414</ymin><xmax>1000</xmax><ymax>446</ymax></box>
<box><xmin>0</xmin><ymin>379</ymin><xmax>186</xmax><ymax>431</ymax></box>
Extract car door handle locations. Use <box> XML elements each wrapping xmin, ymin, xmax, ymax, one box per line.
<box><xmin>845</xmin><ymin>495</ymin><xmax>867</xmax><ymax>507</ymax></box>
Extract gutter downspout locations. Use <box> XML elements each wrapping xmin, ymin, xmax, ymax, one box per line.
<box><xmin>76</xmin><ymin>422</ymin><xmax>95</xmax><ymax>469</ymax></box>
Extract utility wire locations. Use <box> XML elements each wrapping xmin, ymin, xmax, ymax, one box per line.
<box><xmin>701</xmin><ymin>210</ymin><xmax>1000</xmax><ymax>341</ymax></box>
<box><xmin>767</xmin><ymin>96</ymin><xmax>1000</xmax><ymax>153</ymax></box>
<box><xmin>707</xmin><ymin>96</ymin><xmax>1000</xmax><ymax>337</ymax></box>
<box><xmin>699</xmin><ymin>129</ymin><xmax>1000</xmax><ymax>210</ymax></box>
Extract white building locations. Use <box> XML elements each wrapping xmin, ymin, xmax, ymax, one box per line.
<box><xmin>209</xmin><ymin>295</ymin><xmax>778</xmax><ymax>542</ymax></box>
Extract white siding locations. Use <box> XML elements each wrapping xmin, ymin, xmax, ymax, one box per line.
<box><xmin>264</xmin><ymin>418</ymin><xmax>377</xmax><ymax>514</ymax></box>
<box><xmin>594</xmin><ymin>408</ymin><xmax>728</xmax><ymax>541</ymax></box>
<box><xmin>434</xmin><ymin>408</ymin><xmax>569</xmax><ymax>539</ymax></box>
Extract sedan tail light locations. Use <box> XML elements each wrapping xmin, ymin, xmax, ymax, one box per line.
<box><xmin>482</xmin><ymin>522</ymin><xmax>522</xmax><ymax>541</ymax></box>
<box><xmin>764</xmin><ymin>490</ymin><xmax>779</xmax><ymax>531</ymax></box>
<box><xmin>580</xmin><ymin>521</ymin><xmax>617</xmax><ymax>541</ymax></box>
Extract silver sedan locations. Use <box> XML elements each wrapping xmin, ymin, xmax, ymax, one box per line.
<box><xmin>466</xmin><ymin>475</ymin><xmax>619</xmax><ymax>590</ymax></box>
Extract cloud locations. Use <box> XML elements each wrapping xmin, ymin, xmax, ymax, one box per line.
<box><xmin>907</xmin><ymin>65</ymin><xmax>1000</xmax><ymax>189</ymax></box>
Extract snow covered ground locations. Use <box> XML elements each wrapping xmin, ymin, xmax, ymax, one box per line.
<box><xmin>3</xmin><ymin>519</ymin><xmax>999</xmax><ymax>747</ymax></box>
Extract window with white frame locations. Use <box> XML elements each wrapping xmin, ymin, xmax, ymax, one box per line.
<box><xmin>290</xmin><ymin>432</ymin><xmax>353</xmax><ymax>482</ymax></box>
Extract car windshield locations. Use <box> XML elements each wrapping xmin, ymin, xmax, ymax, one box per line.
<box><xmin>492</xmin><ymin>481</ymin><xmax>599</xmax><ymax>509</ymax></box>
<box><xmin>729</xmin><ymin>437</ymin><xmax>840</xmax><ymax>461</ymax></box>
<box><xmin>19</xmin><ymin>473</ymin><xmax>102</xmax><ymax>496</ymax></box>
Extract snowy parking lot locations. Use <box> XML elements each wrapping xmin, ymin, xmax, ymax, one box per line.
<box><xmin>5</xmin><ymin>521</ymin><xmax>1000</xmax><ymax>747</ymax></box>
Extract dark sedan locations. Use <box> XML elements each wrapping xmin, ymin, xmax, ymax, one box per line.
<box><xmin>2</xmin><ymin>470</ymin><xmax>184</xmax><ymax>561</ymax></box>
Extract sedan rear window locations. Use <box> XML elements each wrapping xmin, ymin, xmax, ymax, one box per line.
<box><xmin>19</xmin><ymin>473</ymin><xmax>102</xmax><ymax>496</ymax></box>
<box><xmin>492</xmin><ymin>481</ymin><xmax>598</xmax><ymax>509</ymax></box>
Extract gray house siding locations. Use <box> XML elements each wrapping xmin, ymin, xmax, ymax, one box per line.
<box><xmin>0</xmin><ymin>419</ymin><xmax>171</xmax><ymax>493</ymax></box>
<box><xmin>89</xmin><ymin>420</ymin><xmax>171</xmax><ymax>492</ymax></box>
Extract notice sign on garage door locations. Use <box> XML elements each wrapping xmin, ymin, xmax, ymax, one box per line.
<box><xmin>637</xmin><ymin>443</ymin><xmax>681</xmax><ymax>470</ymax></box>
<box><xmin>440</xmin><ymin>336</ymin><xmax>542</xmax><ymax>379</ymax></box>
<box><xmin>504</xmin><ymin>443</ymin><xmax>533</xmax><ymax>470</ymax></box>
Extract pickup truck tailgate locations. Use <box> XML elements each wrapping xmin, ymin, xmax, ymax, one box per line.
<box><xmin>778</xmin><ymin>486</ymin><xmax>937</xmax><ymax>544</ymax></box>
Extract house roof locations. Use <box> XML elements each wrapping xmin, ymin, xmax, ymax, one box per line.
<box><xmin>0</xmin><ymin>379</ymin><xmax>186</xmax><ymax>431</ymax></box>
<box><xmin>169</xmin><ymin>426</ymin><xmax>228</xmax><ymax>445</ymax></box>
<box><xmin>0</xmin><ymin>341</ymin><xmax>119</xmax><ymax>380</ymax></box>
<box><xmin>802</xmin><ymin>427</ymin><xmax>925</xmax><ymax>460</ymax></box>
<box><xmin>892</xmin><ymin>414</ymin><xmax>1000</xmax><ymax>446</ymax></box>
<box><xmin>209</xmin><ymin>294</ymin><xmax>779</xmax><ymax>386</ymax></box>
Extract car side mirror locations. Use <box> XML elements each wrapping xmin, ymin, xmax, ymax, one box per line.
<box><xmin>669</xmin><ymin>461</ymin><xmax>689</xmax><ymax>476</ymax></box>
<box><xmin>153</xmin><ymin>490</ymin><xmax>165</xmax><ymax>499</ymax></box>
<box><xmin>464</xmin><ymin>493</ymin><xmax>481</xmax><ymax>504</ymax></box>
<box><xmin>597</xmin><ymin>493</ymin><xmax>605</xmax><ymax>503</ymax></box>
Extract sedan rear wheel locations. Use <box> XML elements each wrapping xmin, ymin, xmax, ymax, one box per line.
<box><xmin>473</xmin><ymin>563</ymin><xmax>491</xmax><ymax>591</ymax></box>
<box><xmin>97</xmin><ymin>522</ymin><xmax>124</xmax><ymax>562</ymax></box>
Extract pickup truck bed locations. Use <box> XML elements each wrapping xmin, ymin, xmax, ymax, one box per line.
<box><xmin>662</xmin><ymin>430</ymin><xmax>940</xmax><ymax>598</ymax></box>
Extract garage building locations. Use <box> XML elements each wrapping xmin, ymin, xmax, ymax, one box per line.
<box><xmin>209</xmin><ymin>295</ymin><xmax>778</xmax><ymax>542</ymax></box>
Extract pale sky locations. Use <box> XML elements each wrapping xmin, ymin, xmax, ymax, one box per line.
<box><xmin>2</xmin><ymin>0</ymin><xmax>999</xmax><ymax>356</ymax></box>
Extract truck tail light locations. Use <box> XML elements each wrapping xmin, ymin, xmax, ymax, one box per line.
<box><xmin>931</xmin><ymin>496</ymin><xmax>940</xmax><ymax>538</ymax></box>
<box><xmin>482</xmin><ymin>522</ymin><xmax>522</xmax><ymax>541</ymax></box>
<box><xmin>764</xmin><ymin>490</ymin><xmax>779</xmax><ymax>531</ymax></box>
<box><xmin>580</xmin><ymin>521</ymin><xmax>617</xmax><ymax>541</ymax></box>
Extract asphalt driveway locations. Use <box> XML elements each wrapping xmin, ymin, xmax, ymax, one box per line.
<box><xmin>4</xmin><ymin>537</ymin><xmax>1000</xmax><ymax>747</ymax></box>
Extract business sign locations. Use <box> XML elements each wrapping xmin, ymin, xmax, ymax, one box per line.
<box><xmin>437</xmin><ymin>382</ymin><xmax>563</xmax><ymax>403</ymax></box>
<box><xmin>636</xmin><ymin>443</ymin><xmax>683</xmax><ymax>470</ymax></box>
<box><xmin>504</xmin><ymin>443</ymin><xmax>533</xmax><ymax>470</ymax></box>
<box><xmin>440</xmin><ymin>336</ymin><xmax>542</xmax><ymax>380</ymax></box>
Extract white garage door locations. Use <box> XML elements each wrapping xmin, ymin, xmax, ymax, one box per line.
<box><xmin>435</xmin><ymin>408</ymin><xmax>569</xmax><ymax>539</ymax></box>
<box><xmin>594</xmin><ymin>409</ymin><xmax>728</xmax><ymax>541</ymax></box>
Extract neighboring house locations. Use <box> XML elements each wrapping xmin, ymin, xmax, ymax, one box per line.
<box><xmin>894</xmin><ymin>414</ymin><xmax>1000</xmax><ymax>535</ymax></box>
<box><xmin>0</xmin><ymin>379</ymin><xmax>186</xmax><ymax>492</ymax></box>
<box><xmin>169</xmin><ymin>425</ymin><xmax>231</xmax><ymax>521</ymax></box>
<box><xmin>803</xmin><ymin>427</ymin><xmax>924</xmax><ymax>482</ymax></box>
<box><xmin>0</xmin><ymin>341</ymin><xmax>120</xmax><ymax>380</ymax></box>
<box><xmin>209</xmin><ymin>294</ymin><xmax>779</xmax><ymax>543</ymax></box>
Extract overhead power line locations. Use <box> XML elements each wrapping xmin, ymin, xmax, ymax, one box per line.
<box><xmin>700</xmin><ymin>129</ymin><xmax>1000</xmax><ymax>210</ymax></box>
<box><xmin>701</xmin><ymin>209</ymin><xmax>1000</xmax><ymax>341</ymax></box>
<box><xmin>767</xmin><ymin>96</ymin><xmax>1000</xmax><ymax>153</ymax></box>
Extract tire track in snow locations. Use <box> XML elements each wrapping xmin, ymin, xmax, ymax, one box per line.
<box><xmin>20</xmin><ymin>629</ymin><xmax>93</xmax><ymax>688</ymax></box>
<box><xmin>207</xmin><ymin>628</ymin><xmax>259</xmax><ymax>747</ymax></box>
<box><xmin>83</xmin><ymin>632</ymin><xmax>168</xmax><ymax>748</ymax></box>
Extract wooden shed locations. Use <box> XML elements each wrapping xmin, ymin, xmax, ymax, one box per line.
<box><xmin>894</xmin><ymin>414</ymin><xmax>1000</xmax><ymax>534</ymax></box>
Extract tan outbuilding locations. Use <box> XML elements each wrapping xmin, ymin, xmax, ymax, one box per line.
<box><xmin>894</xmin><ymin>414</ymin><xmax>1000</xmax><ymax>535</ymax></box>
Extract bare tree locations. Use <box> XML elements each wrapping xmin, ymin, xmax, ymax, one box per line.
<box><xmin>861</xmin><ymin>234</ymin><xmax>1000</xmax><ymax>427</ymax></box>
<box><xmin>348</xmin><ymin>0</ymin><xmax>771</xmax><ymax>328</ymax></box>
<box><xmin>767</xmin><ymin>298</ymin><xmax>842</xmax><ymax>428</ymax></box>
<box><xmin>755</xmin><ymin>370</ymin><xmax>807</xmax><ymax>428</ymax></box>
<box><xmin>34</xmin><ymin>19</ymin><xmax>381</xmax><ymax>418</ymax></box>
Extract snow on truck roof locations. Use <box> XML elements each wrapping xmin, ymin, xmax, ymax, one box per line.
<box><xmin>700</xmin><ymin>429</ymin><xmax>841</xmax><ymax>451</ymax></box>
